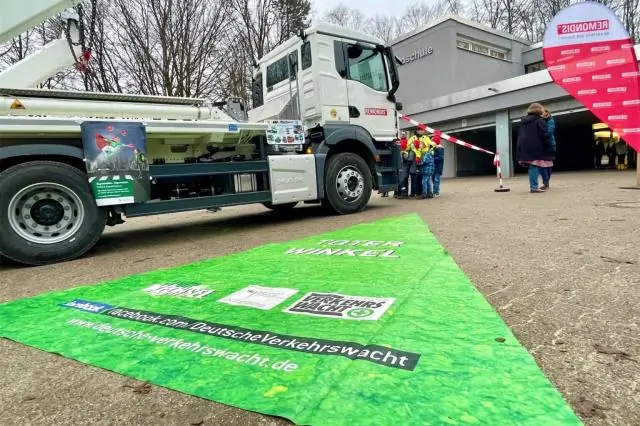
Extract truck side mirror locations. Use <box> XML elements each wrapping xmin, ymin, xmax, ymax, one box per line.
<box><xmin>347</xmin><ymin>45</ymin><xmax>363</xmax><ymax>59</ymax></box>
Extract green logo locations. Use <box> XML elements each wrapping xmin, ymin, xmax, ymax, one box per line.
<box><xmin>346</xmin><ymin>308</ymin><xmax>374</xmax><ymax>318</ymax></box>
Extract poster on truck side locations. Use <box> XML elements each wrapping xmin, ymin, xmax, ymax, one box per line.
<box><xmin>265</xmin><ymin>120</ymin><xmax>304</xmax><ymax>151</ymax></box>
<box><xmin>542</xmin><ymin>2</ymin><xmax>640</xmax><ymax>152</ymax></box>
<box><xmin>80</xmin><ymin>121</ymin><xmax>151</xmax><ymax>206</ymax></box>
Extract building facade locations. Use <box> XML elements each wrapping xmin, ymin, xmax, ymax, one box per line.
<box><xmin>390</xmin><ymin>15</ymin><xmax>640</xmax><ymax>178</ymax></box>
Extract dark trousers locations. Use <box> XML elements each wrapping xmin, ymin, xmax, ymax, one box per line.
<box><xmin>410</xmin><ymin>173</ymin><xmax>422</xmax><ymax>196</ymax></box>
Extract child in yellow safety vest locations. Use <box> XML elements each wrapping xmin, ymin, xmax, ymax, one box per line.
<box><xmin>405</xmin><ymin>132</ymin><xmax>435</xmax><ymax>197</ymax></box>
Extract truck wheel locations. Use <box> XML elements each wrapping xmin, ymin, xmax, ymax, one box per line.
<box><xmin>262</xmin><ymin>202</ymin><xmax>298</xmax><ymax>212</ymax></box>
<box><xmin>0</xmin><ymin>161</ymin><xmax>107</xmax><ymax>266</ymax></box>
<box><xmin>323</xmin><ymin>152</ymin><xmax>372</xmax><ymax>214</ymax></box>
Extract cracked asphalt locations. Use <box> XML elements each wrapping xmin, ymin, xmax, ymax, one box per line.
<box><xmin>1</xmin><ymin>170</ymin><xmax>639</xmax><ymax>426</ymax></box>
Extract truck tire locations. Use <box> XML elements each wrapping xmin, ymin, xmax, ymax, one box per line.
<box><xmin>262</xmin><ymin>202</ymin><xmax>298</xmax><ymax>212</ymax></box>
<box><xmin>323</xmin><ymin>152</ymin><xmax>372</xmax><ymax>215</ymax></box>
<box><xmin>0</xmin><ymin>161</ymin><xmax>107</xmax><ymax>266</ymax></box>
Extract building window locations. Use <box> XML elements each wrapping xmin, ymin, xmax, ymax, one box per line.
<box><xmin>472</xmin><ymin>44</ymin><xmax>489</xmax><ymax>55</ymax></box>
<box><xmin>301</xmin><ymin>41</ymin><xmax>312</xmax><ymax>70</ymax></box>
<box><xmin>457</xmin><ymin>37</ymin><xmax>507</xmax><ymax>61</ymax></box>
<box><xmin>525</xmin><ymin>60</ymin><xmax>546</xmax><ymax>74</ymax></box>
<box><xmin>490</xmin><ymin>49</ymin><xmax>506</xmax><ymax>60</ymax></box>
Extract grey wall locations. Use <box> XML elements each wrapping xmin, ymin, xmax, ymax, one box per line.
<box><xmin>523</xmin><ymin>47</ymin><xmax>543</xmax><ymax>66</ymax></box>
<box><xmin>392</xmin><ymin>21</ymin><xmax>457</xmax><ymax>105</ymax></box>
<box><xmin>392</xmin><ymin>19</ymin><xmax>533</xmax><ymax>109</ymax></box>
<box><xmin>453</xmin><ymin>24</ymin><xmax>528</xmax><ymax>89</ymax></box>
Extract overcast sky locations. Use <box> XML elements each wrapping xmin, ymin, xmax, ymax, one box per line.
<box><xmin>312</xmin><ymin>0</ymin><xmax>411</xmax><ymax>19</ymax></box>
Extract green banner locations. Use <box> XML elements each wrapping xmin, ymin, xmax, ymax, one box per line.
<box><xmin>0</xmin><ymin>214</ymin><xmax>581</xmax><ymax>425</ymax></box>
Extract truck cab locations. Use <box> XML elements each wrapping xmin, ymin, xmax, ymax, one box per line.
<box><xmin>249</xmin><ymin>24</ymin><xmax>402</xmax><ymax>210</ymax></box>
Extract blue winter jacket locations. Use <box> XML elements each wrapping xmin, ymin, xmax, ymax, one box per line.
<box><xmin>433</xmin><ymin>146</ymin><xmax>445</xmax><ymax>175</ymax></box>
<box><xmin>420</xmin><ymin>151</ymin><xmax>435</xmax><ymax>175</ymax></box>
<box><xmin>547</xmin><ymin>117</ymin><xmax>556</xmax><ymax>152</ymax></box>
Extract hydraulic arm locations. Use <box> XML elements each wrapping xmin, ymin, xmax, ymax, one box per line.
<box><xmin>0</xmin><ymin>0</ymin><xmax>85</xmax><ymax>88</ymax></box>
<box><xmin>0</xmin><ymin>0</ymin><xmax>82</xmax><ymax>44</ymax></box>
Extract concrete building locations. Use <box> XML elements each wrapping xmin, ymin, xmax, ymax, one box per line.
<box><xmin>391</xmin><ymin>15</ymin><xmax>639</xmax><ymax>178</ymax></box>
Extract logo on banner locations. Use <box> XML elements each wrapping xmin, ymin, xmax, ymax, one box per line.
<box><xmin>543</xmin><ymin>1</ymin><xmax>640</xmax><ymax>152</ymax></box>
<box><xmin>557</xmin><ymin>19</ymin><xmax>609</xmax><ymax>35</ymax></box>
<box><xmin>142</xmin><ymin>284</ymin><xmax>214</xmax><ymax>299</ymax></box>
<box><xmin>60</xmin><ymin>299</ymin><xmax>114</xmax><ymax>313</ymax></box>
<box><xmin>284</xmin><ymin>292</ymin><xmax>395</xmax><ymax>321</ymax></box>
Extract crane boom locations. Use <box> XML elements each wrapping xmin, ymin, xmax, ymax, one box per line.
<box><xmin>0</xmin><ymin>0</ymin><xmax>85</xmax><ymax>88</ymax></box>
<box><xmin>0</xmin><ymin>0</ymin><xmax>83</xmax><ymax>45</ymax></box>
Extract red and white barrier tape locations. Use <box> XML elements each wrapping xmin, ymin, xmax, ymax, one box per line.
<box><xmin>399</xmin><ymin>114</ymin><xmax>507</xmax><ymax>190</ymax></box>
<box><xmin>399</xmin><ymin>114</ymin><xmax>496</xmax><ymax>156</ymax></box>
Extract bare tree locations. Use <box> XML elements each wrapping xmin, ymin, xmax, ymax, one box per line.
<box><xmin>110</xmin><ymin>0</ymin><xmax>230</xmax><ymax>98</ymax></box>
<box><xmin>322</xmin><ymin>4</ymin><xmax>367</xmax><ymax>30</ymax></box>
<box><xmin>366</xmin><ymin>15</ymin><xmax>402</xmax><ymax>43</ymax></box>
<box><xmin>619</xmin><ymin>0</ymin><xmax>640</xmax><ymax>41</ymax></box>
<box><xmin>443</xmin><ymin>0</ymin><xmax>468</xmax><ymax>15</ymax></box>
<box><xmin>75</xmin><ymin>0</ymin><xmax>124</xmax><ymax>93</ymax></box>
<box><xmin>401</xmin><ymin>1</ymin><xmax>445</xmax><ymax>29</ymax></box>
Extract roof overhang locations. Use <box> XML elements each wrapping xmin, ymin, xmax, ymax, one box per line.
<box><xmin>403</xmin><ymin>44</ymin><xmax>640</xmax><ymax>122</ymax></box>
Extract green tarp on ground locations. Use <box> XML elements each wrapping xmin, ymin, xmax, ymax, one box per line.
<box><xmin>0</xmin><ymin>213</ymin><xmax>581</xmax><ymax>425</ymax></box>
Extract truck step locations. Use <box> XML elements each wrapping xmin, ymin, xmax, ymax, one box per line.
<box><xmin>377</xmin><ymin>167</ymin><xmax>396</xmax><ymax>173</ymax></box>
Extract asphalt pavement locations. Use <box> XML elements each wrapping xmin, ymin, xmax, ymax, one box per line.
<box><xmin>1</xmin><ymin>170</ymin><xmax>638</xmax><ymax>426</ymax></box>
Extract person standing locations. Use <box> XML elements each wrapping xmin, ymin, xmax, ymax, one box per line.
<box><xmin>606</xmin><ymin>137</ymin><xmax>616</xmax><ymax>169</ymax></box>
<box><xmin>540</xmin><ymin>108</ymin><xmax>556</xmax><ymax>189</ymax></box>
<box><xmin>420</xmin><ymin>139</ymin><xmax>435</xmax><ymax>198</ymax></box>
<box><xmin>394</xmin><ymin>132</ymin><xmax>410</xmax><ymax>198</ymax></box>
<box><xmin>516</xmin><ymin>103</ymin><xmax>554</xmax><ymax>193</ymax></box>
<box><xmin>407</xmin><ymin>133</ymin><xmax>422</xmax><ymax>197</ymax></box>
<box><xmin>616</xmin><ymin>139</ymin><xmax>628</xmax><ymax>170</ymax></box>
<box><xmin>432</xmin><ymin>133</ymin><xmax>445</xmax><ymax>197</ymax></box>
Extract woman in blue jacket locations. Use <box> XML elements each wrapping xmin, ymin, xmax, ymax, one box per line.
<box><xmin>541</xmin><ymin>108</ymin><xmax>556</xmax><ymax>189</ymax></box>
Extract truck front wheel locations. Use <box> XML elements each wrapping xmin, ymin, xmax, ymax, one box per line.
<box><xmin>0</xmin><ymin>161</ymin><xmax>107</xmax><ymax>266</ymax></box>
<box><xmin>323</xmin><ymin>152</ymin><xmax>372</xmax><ymax>215</ymax></box>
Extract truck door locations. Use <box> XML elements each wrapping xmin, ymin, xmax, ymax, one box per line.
<box><xmin>337</xmin><ymin>42</ymin><xmax>398</xmax><ymax>141</ymax></box>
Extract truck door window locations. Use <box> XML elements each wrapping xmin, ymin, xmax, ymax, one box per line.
<box><xmin>266</xmin><ymin>53</ymin><xmax>296</xmax><ymax>91</ymax></box>
<box><xmin>301</xmin><ymin>41</ymin><xmax>312</xmax><ymax>70</ymax></box>
<box><xmin>346</xmin><ymin>44</ymin><xmax>388</xmax><ymax>92</ymax></box>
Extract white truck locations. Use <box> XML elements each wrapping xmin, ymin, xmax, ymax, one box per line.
<box><xmin>0</xmin><ymin>0</ymin><xmax>403</xmax><ymax>266</ymax></box>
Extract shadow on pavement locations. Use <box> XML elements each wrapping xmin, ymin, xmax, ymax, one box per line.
<box><xmin>0</xmin><ymin>203</ymin><xmax>392</xmax><ymax>270</ymax></box>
